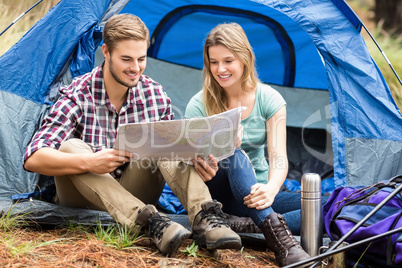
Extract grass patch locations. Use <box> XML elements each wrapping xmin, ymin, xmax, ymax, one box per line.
<box><xmin>0</xmin><ymin>207</ymin><xmax>272</xmax><ymax>266</ymax></box>
<box><xmin>240</xmin><ymin>246</ymin><xmax>256</xmax><ymax>259</ymax></box>
<box><xmin>94</xmin><ymin>222</ymin><xmax>144</xmax><ymax>251</ymax></box>
<box><xmin>0</xmin><ymin>208</ymin><xmax>69</xmax><ymax>259</ymax></box>
<box><xmin>366</xmin><ymin>27</ymin><xmax>402</xmax><ymax>110</ymax></box>
<box><xmin>0</xmin><ymin>0</ymin><xmax>61</xmax><ymax>56</ymax></box>
<box><xmin>3</xmin><ymin>232</ymin><xmax>68</xmax><ymax>258</ymax></box>
<box><xmin>180</xmin><ymin>241</ymin><xmax>201</xmax><ymax>258</ymax></box>
<box><xmin>0</xmin><ymin>208</ymin><xmax>27</xmax><ymax>233</ymax></box>
<box><xmin>348</xmin><ymin>0</ymin><xmax>402</xmax><ymax>111</ymax></box>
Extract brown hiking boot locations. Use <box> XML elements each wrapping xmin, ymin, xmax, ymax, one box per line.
<box><xmin>135</xmin><ymin>205</ymin><xmax>191</xmax><ymax>256</ymax></box>
<box><xmin>192</xmin><ymin>201</ymin><xmax>242</xmax><ymax>250</ymax></box>
<box><xmin>227</xmin><ymin>214</ymin><xmax>262</xmax><ymax>233</ymax></box>
<box><xmin>260</xmin><ymin>212</ymin><xmax>310</xmax><ymax>266</ymax></box>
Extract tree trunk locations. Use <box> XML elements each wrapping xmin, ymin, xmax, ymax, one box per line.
<box><xmin>374</xmin><ymin>0</ymin><xmax>402</xmax><ymax>35</ymax></box>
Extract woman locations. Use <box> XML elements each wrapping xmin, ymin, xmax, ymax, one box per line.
<box><xmin>185</xmin><ymin>23</ymin><xmax>311</xmax><ymax>266</ymax></box>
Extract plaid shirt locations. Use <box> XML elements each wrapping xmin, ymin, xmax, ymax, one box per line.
<box><xmin>24</xmin><ymin>64</ymin><xmax>174</xmax><ymax>178</ymax></box>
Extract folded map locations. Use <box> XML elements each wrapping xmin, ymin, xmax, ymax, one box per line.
<box><xmin>114</xmin><ymin>107</ymin><xmax>246</xmax><ymax>163</ymax></box>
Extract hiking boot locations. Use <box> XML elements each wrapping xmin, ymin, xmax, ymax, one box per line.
<box><xmin>135</xmin><ymin>204</ymin><xmax>191</xmax><ymax>256</ymax></box>
<box><xmin>228</xmin><ymin>214</ymin><xmax>262</xmax><ymax>233</ymax></box>
<box><xmin>192</xmin><ymin>201</ymin><xmax>242</xmax><ymax>250</ymax></box>
<box><xmin>260</xmin><ymin>212</ymin><xmax>310</xmax><ymax>266</ymax></box>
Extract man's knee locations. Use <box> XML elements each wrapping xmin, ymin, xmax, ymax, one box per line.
<box><xmin>157</xmin><ymin>161</ymin><xmax>187</xmax><ymax>179</ymax></box>
<box><xmin>58</xmin><ymin>139</ymin><xmax>93</xmax><ymax>154</ymax></box>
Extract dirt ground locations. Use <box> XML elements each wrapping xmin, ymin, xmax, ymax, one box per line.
<box><xmin>0</xmin><ymin>226</ymin><xmax>280</xmax><ymax>268</ymax></box>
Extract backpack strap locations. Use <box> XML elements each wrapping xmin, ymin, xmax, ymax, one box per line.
<box><xmin>387</xmin><ymin>211</ymin><xmax>402</xmax><ymax>265</ymax></box>
<box><xmin>329</xmin><ymin>180</ymin><xmax>399</xmax><ymax>239</ymax></box>
<box><xmin>388</xmin><ymin>174</ymin><xmax>402</xmax><ymax>184</ymax></box>
<box><xmin>329</xmin><ymin>185</ymin><xmax>382</xmax><ymax>239</ymax></box>
<box><xmin>334</xmin><ymin>183</ymin><xmax>383</xmax><ymax>208</ymax></box>
<box><xmin>334</xmin><ymin>174</ymin><xmax>402</xmax><ymax>209</ymax></box>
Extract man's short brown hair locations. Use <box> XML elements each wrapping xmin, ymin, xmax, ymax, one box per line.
<box><xmin>103</xmin><ymin>14</ymin><xmax>150</xmax><ymax>54</ymax></box>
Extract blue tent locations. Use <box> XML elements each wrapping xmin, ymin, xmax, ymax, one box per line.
<box><xmin>0</xmin><ymin>0</ymin><xmax>401</xmax><ymax>223</ymax></box>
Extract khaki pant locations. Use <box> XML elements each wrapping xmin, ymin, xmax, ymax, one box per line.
<box><xmin>54</xmin><ymin>139</ymin><xmax>211</xmax><ymax>228</ymax></box>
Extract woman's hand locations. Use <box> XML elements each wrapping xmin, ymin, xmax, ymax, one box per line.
<box><xmin>243</xmin><ymin>183</ymin><xmax>279</xmax><ymax>210</ymax></box>
<box><xmin>192</xmin><ymin>154</ymin><xmax>219</xmax><ymax>182</ymax></box>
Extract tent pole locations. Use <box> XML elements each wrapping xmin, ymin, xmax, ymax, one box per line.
<box><xmin>0</xmin><ymin>0</ymin><xmax>44</xmax><ymax>37</ymax></box>
<box><xmin>284</xmin><ymin>179</ymin><xmax>402</xmax><ymax>268</ymax></box>
<box><xmin>282</xmin><ymin>226</ymin><xmax>402</xmax><ymax>268</ymax></box>
<box><xmin>306</xmin><ymin>181</ymin><xmax>402</xmax><ymax>268</ymax></box>
<box><xmin>361</xmin><ymin>23</ymin><xmax>402</xmax><ymax>86</ymax></box>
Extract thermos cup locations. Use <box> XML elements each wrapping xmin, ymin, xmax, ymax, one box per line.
<box><xmin>300</xmin><ymin>173</ymin><xmax>323</xmax><ymax>256</ymax></box>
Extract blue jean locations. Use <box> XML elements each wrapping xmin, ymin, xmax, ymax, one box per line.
<box><xmin>206</xmin><ymin>149</ymin><xmax>327</xmax><ymax>235</ymax></box>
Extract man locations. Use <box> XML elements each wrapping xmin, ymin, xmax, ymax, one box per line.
<box><xmin>23</xmin><ymin>14</ymin><xmax>241</xmax><ymax>256</ymax></box>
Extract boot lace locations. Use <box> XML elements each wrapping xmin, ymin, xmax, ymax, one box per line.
<box><xmin>148</xmin><ymin>214</ymin><xmax>171</xmax><ymax>240</ymax></box>
<box><xmin>201</xmin><ymin>205</ymin><xmax>230</xmax><ymax>228</ymax></box>
<box><xmin>272</xmin><ymin>216</ymin><xmax>298</xmax><ymax>250</ymax></box>
<box><xmin>229</xmin><ymin>216</ymin><xmax>261</xmax><ymax>233</ymax></box>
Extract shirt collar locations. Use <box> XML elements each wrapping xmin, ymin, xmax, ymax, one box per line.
<box><xmin>91</xmin><ymin>63</ymin><xmax>108</xmax><ymax>107</ymax></box>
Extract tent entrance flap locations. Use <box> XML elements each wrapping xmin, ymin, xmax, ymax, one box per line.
<box><xmin>148</xmin><ymin>4</ymin><xmax>296</xmax><ymax>87</ymax></box>
<box><xmin>122</xmin><ymin>0</ymin><xmax>328</xmax><ymax>90</ymax></box>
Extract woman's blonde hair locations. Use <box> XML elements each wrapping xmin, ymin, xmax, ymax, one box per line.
<box><xmin>103</xmin><ymin>14</ymin><xmax>150</xmax><ymax>54</ymax></box>
<box><xmin>202</xmin><ymin>22</ymin><xmax>259</xmax><ymax>116</ymax></box>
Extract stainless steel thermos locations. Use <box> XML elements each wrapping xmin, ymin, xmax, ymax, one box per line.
<box><xmin>300</xmin><ymin>173</ymin><xmax>323</xmax><ymax>256</ymax></box>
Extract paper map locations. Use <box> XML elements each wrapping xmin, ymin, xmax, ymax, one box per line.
<box><xmin>114</xmin><ymin>107</ymin><xmax>246</xmax><ymax>163</ymax></box>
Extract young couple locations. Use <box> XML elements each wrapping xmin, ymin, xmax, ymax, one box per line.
<box><xmin>24</xmin><ymin>14</ymin><xmax>310</xmax><ymax>266</ymax></box>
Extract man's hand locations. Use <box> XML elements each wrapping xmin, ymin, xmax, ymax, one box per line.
<box><xmin>192</xmin><ymin>154</ymin><xmax>219</xmax><ymax>182</ymax></box>
<box><xmin>85</xmin><ymin>149</ymin><xmax>131</xmax><ymax>174</ymax></box>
